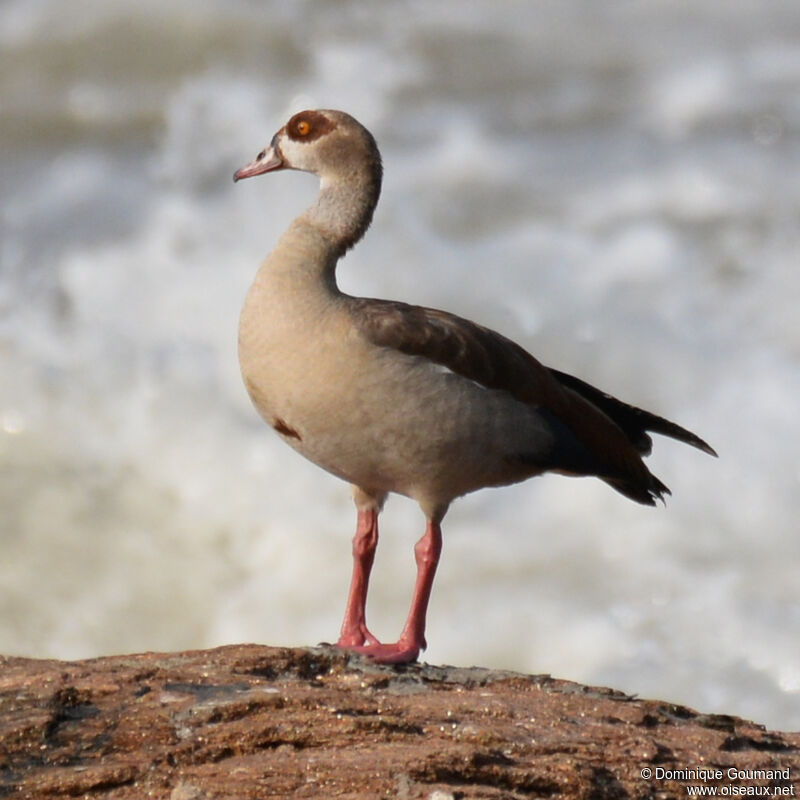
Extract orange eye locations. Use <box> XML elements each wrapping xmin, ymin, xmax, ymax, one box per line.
<box><xmin>296</xmin><ymin>119</ymin><xmax>311</xmax><ymax>136</ymax></box>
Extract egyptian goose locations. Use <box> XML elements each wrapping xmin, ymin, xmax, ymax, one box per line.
<box><xmin>234</xmin><ymin>109</ymin><xmax>716</xmax><ymax>664</ymax></box>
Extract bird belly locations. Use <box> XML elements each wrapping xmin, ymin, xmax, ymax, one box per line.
<box><xmin>240</xmin><ymin>326</ymin><xmax>555</xmax><ymax>508</ymax></box>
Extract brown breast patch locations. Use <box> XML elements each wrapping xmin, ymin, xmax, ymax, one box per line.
<box><xmin>272</xmin><ymin>417</ymin><xmax>301</xmax><ymax>440</ymax></box>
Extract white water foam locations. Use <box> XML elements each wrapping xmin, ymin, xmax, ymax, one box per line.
<box><xmin>1</xmin><ymin>0</ymin><xmax>798</xmax><ymax>729</ymax></box>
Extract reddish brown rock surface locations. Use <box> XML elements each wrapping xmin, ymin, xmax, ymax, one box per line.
<box><xmin>0</xmin><ymin>644</ymin><xmax>797</xmax><ymax>798</ymax></box>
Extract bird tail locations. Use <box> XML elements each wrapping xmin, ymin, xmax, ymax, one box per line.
<box><xmin>603</xmin><ymin>472</ymin><xmax>671</xmax><ymax>507</ymax></box>
<box><xmin>548</xmin><ymin>368</ymin><xmax>718</xmax><ymax>458</ymax></box>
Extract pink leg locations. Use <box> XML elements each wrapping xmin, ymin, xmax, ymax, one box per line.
<box><xmin>336</xmin><ymin>509</ymin><xmax>381</xmax><ymax>648</ymax></box>
<box><xmin>350</xmin><ymin>520</ymin><xmax>443</xmax><ymax>665</ymax></box>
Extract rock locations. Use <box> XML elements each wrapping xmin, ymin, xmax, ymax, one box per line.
<box><xmin>0</xmin><ymin>644</ymin><xmax>797</xmax><ymax>798</ymax></box>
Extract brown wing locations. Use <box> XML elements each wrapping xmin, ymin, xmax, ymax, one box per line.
<box><xmin>350</xmin><ymin>298</ymin><xmax>673</xmax><ymax>505</ymax></box>
<box><xmin>351</xmin><ymin>299</ymin><xmax>559</xmax><ymax>404</ymax></box>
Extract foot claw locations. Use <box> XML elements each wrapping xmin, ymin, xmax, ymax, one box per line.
<box><xmin>345</xmin><ymin>641</ymin><xmax>422</xmax><ymax>665</ymax></box>
<box><xmin>336</xmin><ymin>624</ymin><xmax>381</xmax><ymax>649</ymax></box>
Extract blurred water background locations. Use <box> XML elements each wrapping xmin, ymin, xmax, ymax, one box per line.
<box><xmin>1</xmin><ymin>0</ymin><xmax>799</xmax><ymax>729</ymax></box>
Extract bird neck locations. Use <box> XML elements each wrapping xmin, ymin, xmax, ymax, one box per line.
<box><xmin>250</xmin><ymin>158</ymin><xmax>382</xmax><ymax>300</ymax></box>
<box><xmin>303</xmin><ymin>159</ymin><xmax>382</xmax><ymax>258</ymax></box>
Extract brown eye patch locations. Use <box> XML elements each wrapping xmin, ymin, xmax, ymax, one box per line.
<box><xmin>286</xmin><ymin>110</ymin><xmax>336</xmax><ymax>142</ymax></box>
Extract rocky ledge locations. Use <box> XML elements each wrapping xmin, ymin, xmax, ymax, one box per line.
<box><xmin>0</xmin><ymin>644</ymin><xmax>797</xmax><ymax>799</ymax></box>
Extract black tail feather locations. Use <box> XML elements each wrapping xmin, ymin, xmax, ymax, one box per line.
<box><xmin>604</xmin><ymin>473</ymin><xmax>672</xmax><ymax>507</ymax></box>
<box><xmin>549</xmin><ymin>368</ymin><xmax>718</xmax><ymax>458</ymax></box>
